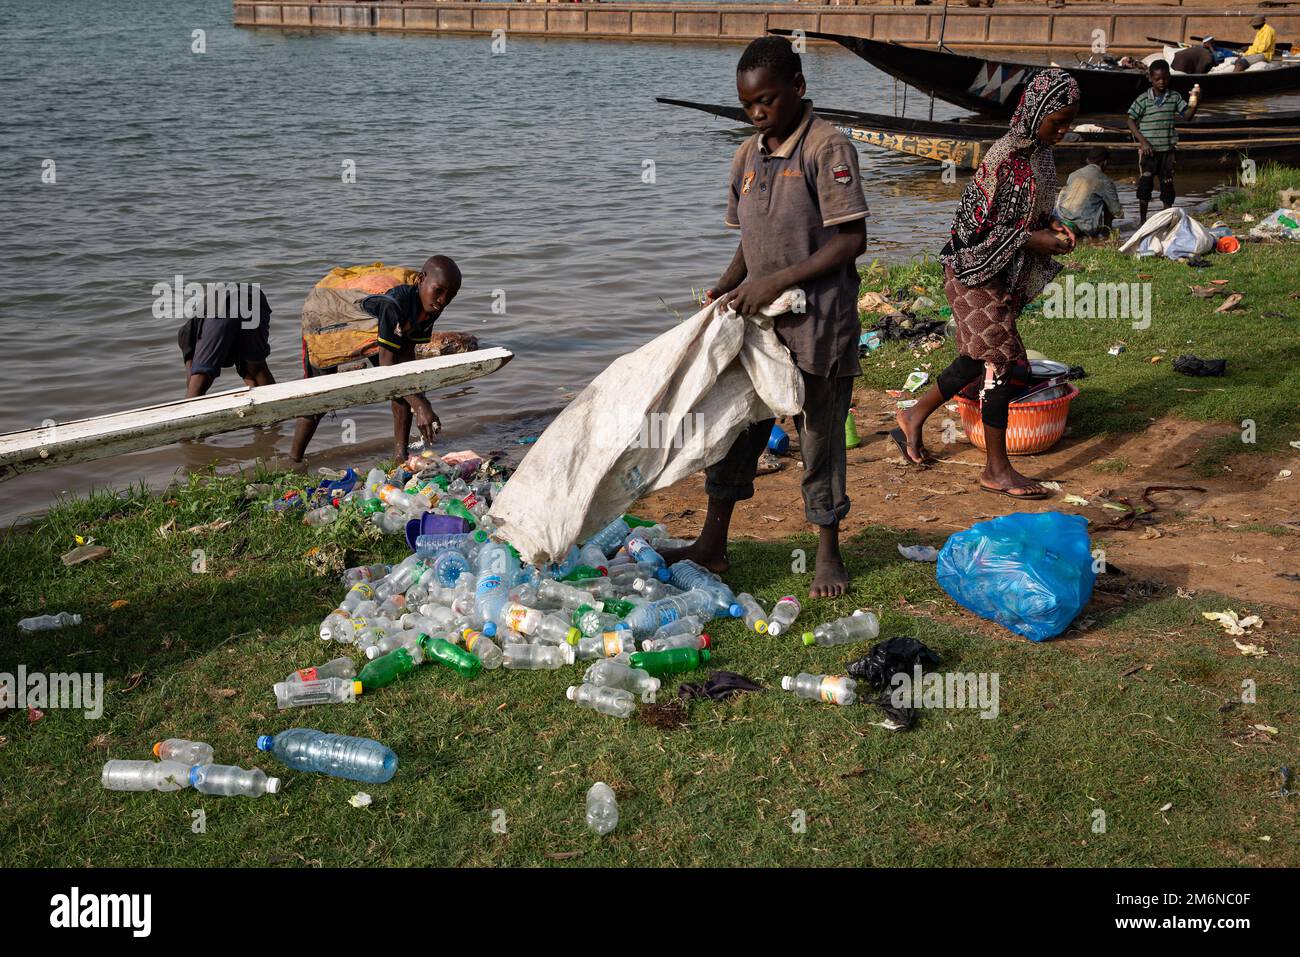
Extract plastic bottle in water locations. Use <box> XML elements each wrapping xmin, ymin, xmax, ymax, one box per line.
<box><xmin>801</xmin><ymin>610</ymin><xmax>880</xmax><ymax>648</ymax></box>
<box><xmin>624</xmin><ymin>536</ymin><xmax>667</xmax><ymax>572</ymax></box>
<box><xmin>567</xmin><ymin>684</ymin><xmax>636</xmax><ymax>718</ymax></box>
<box><xmin>357</xmin><ymin>647</ymin><xmax>417</xmax><ymax>691</ymax></box>
<box><xmin>584</xmin><ymin>658</ymin><xmax>661</xmax><ymax>696</ymax></box>
<box><xmin>102</xmin><ymin>759</ymin><xmax>192</xmax><ymax>792</ymax></box>
<box><xmin>764</xmin><ymin>596</ymin><xmax>802</xmax><ymax>637</ymax></box>
<box><xmin>430</xmin><ymin>549</ymin><xmax>470</xmax><ymax>587</ymax></box>
<box><xmin>417</xmin><ymin>635</ymin><xmax>483</xmax><ymax>678</ymax></box>
<box><xmin>781</xmin><ymin>673</ymin><xmax>858</xmax><ymax>706</ymax></box>
<box><xmin>502</xmin><ymin>642</ymin><xmax>575</xmax><ymax>670</ymax></box>
<box><xmin>343</xmin><ymin>563</ymin><xmax>390</xmax><ymax>585</ymax></box>
<box><xmin>627</xmin><ymin>646</ymin><xmax>711</xmax><ymax>677</ymax></box>
<box><xmin>152</xmin><ymin>739</ymin><xmax>214</xmax><ymax>765</ymax></box>
<box><xmin>537</xmin><ymin>579</ymin><xmax>596</xmax><ymax>611</ymax></box>
<box><xmin>461</xmin><ymin>628</ymin><xmax>503</xmax><ymax>669</ymax></box>
<box><xmin>274</xmin><ymin>677</ymin><xmax>361</xmax><ymax>709</ymax></box>
<box><xmin>575</xmin><ymin>630</ymin><xmax>635</xmax><ymax>660</ymax></box>
<box><xmin>586</xmin><ymin>782</ymin><xmax>619</xmax><ymax>835</ymax></box>
<box><xmin>17</xmin><ymin>612</ymin><xmax>82</xmax><ymax>633</ymax></box>
<box><xmin>585</xmin><ymin>516</ymin><xmax>632</xmax><ymax>557</ymax></box>
<box><xmin>257</xmin><ymin>728</ymin><xmax>398</xmax><ymax>784</ymax></box>
<box><xmin>735</xmin><ymin>593</ymin><xmax>769</xmax><ymax>634</ymax></box>
<box><xmin>190</xmin><ymin>763</ymin><xmax>280</xmax><ymax>797</ymax></box>
<box><xmin>641</xmin><ymin>632</ymin><xmax>711</xmax><ymax>653</ymax></box>
<box><xmin>572</xmin><ymin>604</ymin><xmax>624</xmax><ymax>638</ymax></box>
<box><xmin>632</xmin><ymin>578</ymin><xmax>683</xmax><ymax>601</ymax></box>
<box><xmin>303</xmin><ymin>505</ymin><xmax>338</xmax><ymax>526</ymax></box>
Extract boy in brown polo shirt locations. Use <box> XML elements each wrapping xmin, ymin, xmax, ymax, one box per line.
<box><xmin>661</xmin><ymin>35</ymin><xmax>869</xmax><ymax>598</ymax></box>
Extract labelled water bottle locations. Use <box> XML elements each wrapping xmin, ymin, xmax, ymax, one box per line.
<box><xmin>586</xmin><ymin>782</ymin><xmax>619</xmax><ymax>835</ymax></box>
<box><xmin>764</xmin><ymin>596</ymin><xmax>802</xmax><ymax>637</ymax></box>
<box><xmin>461</xmin><ymin>628</ymin><xmax>503</xmax><ymax>670</ymax></box>
<box><xmin>190</xmin><ymin>763</ymin><xmax>280</xmax><ymax>797</ymax></box>
<box><xmin>575</xmin><ymin>630</ymin><xmax>634</xmax><ymax>661</ymax></box>
<box><xmin>101</xmin><ymin>759</ymin><xmax>192</xmax><ymax>792</ymax></box>
<box><xmin>257</xmin><ymin>728</ymin><xmax>398</xmax><ymax>784</ymax></box>
<box><xmin>584</xmin><ymin>658</ymin><xmax>660</xmax><ymax>697</ymax></box>
<box><xmin>802</xmin><ymin>610</ymin><xmax>880</xmax><ymax>648</ymax></box>
<box><xmin>503</xmin><ymin>642</ymin><xmax>575</xmax><ymax>670</ymax></box>
<box><xmin>624</xmin><ymin>536</ymin><xmax>666</xmax><ymax>571</ymax></box>
<box><xmin>152</xmin><ymin>739</ymin><xmax>214</xmax><ymax>765</ymax></box>
<box><xmin>275</xmin><ymin>677</ymin><xmax>362</xmax><ymax>709</ymax></box>
<box><xmin>341</xmin><ymin>582</ymin><xmax>376</xmax><ymax>613</ymax></box>
<box><xmin>566</xmin><ymin>683</ymin><xmax>636</xmax><ymax>718</ymax></box>
<box><xmin>781</xmin><ymin>673</ymin><xmax>858</xmax><ymax>706</ymax></box>
<box><xmin>735</xmin><ymin>593</ymin><xmax>769</xmax><ymax>634</ymax></box>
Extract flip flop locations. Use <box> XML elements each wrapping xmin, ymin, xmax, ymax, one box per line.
<box><xmin>979</xmin><ymin>482</ymin><xmax>1050</xmax><ymax>500</ymax></box>
<box><xmin>889</xmin><ymin>427</ymin><xmax>933</xmax><ymax>467</ymax></box>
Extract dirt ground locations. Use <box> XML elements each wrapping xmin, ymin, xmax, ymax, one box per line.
<box><xmin>635</xmin><ymin>385</ymin><xmax>1300</xmax><ymax>625</ymax></box>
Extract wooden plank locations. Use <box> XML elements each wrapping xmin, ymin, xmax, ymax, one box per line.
<box><xmin>0</xmin><ymin>348</ymin><xmax>513</xmax><ymax>480</ymax></box>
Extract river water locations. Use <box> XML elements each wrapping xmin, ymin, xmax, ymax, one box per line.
<box><xmin>0</xmin><ymin>0</ymin><xmax>1290</xmax><ymax>524</ymax></box>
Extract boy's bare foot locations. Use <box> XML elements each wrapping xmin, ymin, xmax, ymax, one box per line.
<box><xmin>892</xmin><ymin>410</ymin><xmax>931</xmax><ymax>465</ymax></box>
<box><xmin>809</xmin><ymin>556</ymin><xmax>849</xmax><ymax>598</ymax></box>
<box><xmin>658</xmin><ymin>541</ymin><xmax>730</xmax><ymax>575</ymax></box>
<box><xmin>978</xmin><ymin>465</ymin><xmax>1049</xmax><ymax>499</ymax></box>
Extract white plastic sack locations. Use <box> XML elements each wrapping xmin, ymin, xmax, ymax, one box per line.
<box><xmin>489</xmin><ymin>291</ymin><xmax>805</xmax><ymax>564</ymax></box>
<box><xmin>1119</xmin><ymin>207</ymin><xmax>1216</xmax><ymax>259</ymax></box>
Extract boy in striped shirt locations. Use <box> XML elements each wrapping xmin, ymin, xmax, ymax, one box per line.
<box><xmin>1127</xmin><ymin>60</ymin><xmax>1200</xmax><ymax>224</ymax></box>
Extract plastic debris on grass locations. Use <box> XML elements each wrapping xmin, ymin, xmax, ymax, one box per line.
<box><xmin>1203</xmin><ymin>610</ymin><xmax>1263</xmax><ymax>636</ymax></box>
<box><xmin>897</xmin><ymin>544</ymin><xmax>939</xmax><ymax>562</ymax></box>
<box><xmin>349</xmin><ymin>792</ymin><xmax>372</xmax><ymax>808</ymax></box>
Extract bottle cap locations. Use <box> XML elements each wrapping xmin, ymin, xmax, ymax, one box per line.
<box><xmin>266</xmin><ymin>777</ymin><xmax>282</xmax><ymax>794</ymax></box>
<box><xmin>728</xmin><ymin>603</ymin><xmax>743</xmax><ymax>618</ymax></box>
<box><xmin>781</xmin><ymin>676</ymin><xmax>793</xmax><ymax>691</ymax></box>
<box><xmin>566</xmin><ymin>627</ymin><xmax>581</xmax><ymax>645</ymax></box>
<box><xmin>483</xmin><ymin>621</ymin><xmax>497</xmax><ymax>638</ymax></box>
<box><xmin>802</xmin><ymin>632</ymin><xmax>816</xmax><ymax>646</ymax></box>
<box><xmin>256</xmin><ymin>735</ymin><xmax>273</xmax><ymax>751</ymax></box>
<box><xmin>188</xmin><ymin>765</ymin><xmax>202</xmax><ymax>787</ymax></box>
<box><xmin>152</xmin><ymin>741</ymin><xmax>163</xmax><ymax>758</ymax></box>
<box><xmin>699</xmin><ymin>634</ymin><xmax>711</xmax><ymax>648</ymax></box>
<box><xmin>699</xmin><ymin>649</ymin><xmax>711</xmax><ymax>663</ymax></box>
<box><xmin>767</xmin><ymin>623</ymin><xmax>782</xmax><ymax>637</ymax></box>
<box><xmin>655</xmin><ymin>567</ymin><xmax>672</xmax><ymax>582</ymax></box>
<box><xmin>565</xmin><ymin>686</ymin><xmax>578</xmax><ymax>701</ymax></box>
<box><xmin>563</xmin><ymin>645</ymin><xmax>576</xmax><ymax>665</ymax></box>
<box><xmin>352</xmin><ymin>681</ymin><xmax>363</xmax><ymax>696</ymax></box>
<box><xmin>755</xmin><ymin>620</ymin><xmax>768</xmax><ymax>634</ymax></box>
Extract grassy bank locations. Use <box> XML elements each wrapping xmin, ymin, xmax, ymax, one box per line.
<box><xmin>857</xmin><ymin>164</ymin><xmax>1300</xmax><ymax>461</ymax></box>
<box><xmin>1</xmin><ymin>472</ymin><xmax>1297</xmax><ymax>867</ymax></box>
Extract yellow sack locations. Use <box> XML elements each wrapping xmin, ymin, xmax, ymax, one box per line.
<box><xmin>302</xmin><ymin>263</ymin><xmax>419</xmax><ymax>371</ymax></box>
<box><xmin>316</xmin><ymin>262</ymin><xmax>420</xmax><ymax>294</ymax></box>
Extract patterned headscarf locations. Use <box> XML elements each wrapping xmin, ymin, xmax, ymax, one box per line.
<box><xmin>940</xmin><ymin>69</ymin><xmax>1082</xmax><ymax>297</ymax></box>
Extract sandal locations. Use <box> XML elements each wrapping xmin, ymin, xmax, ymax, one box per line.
<box><xmin>979</xmin><ymin>482</ymin><xmax>1050</xmax><ymax>500</ymax></box>
<box><xmin>889</xmin><ymin>427</ymin><xmax>934</xmax><ymax>467</ymax></box>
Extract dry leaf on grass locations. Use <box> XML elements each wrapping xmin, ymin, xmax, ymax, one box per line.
<box><xmin>1215</xmin><ymin>293</ymin><xmax>1244</xmax><ymax>313</ymax></box>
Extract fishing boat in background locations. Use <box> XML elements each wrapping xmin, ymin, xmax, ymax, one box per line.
<box><xmin>769</xmin><ymin>29</ymin><xmax>1300</xmax><ymax>117</ymax></box>
<box><xmin>657</xmin><ymin>97</ymin><xmax>1300</xmax><ymax>171</ymax></box>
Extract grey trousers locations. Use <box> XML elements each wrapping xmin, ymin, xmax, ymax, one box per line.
<box><xmin>704</xmin><ymin>371</ymin><xmax>853</xmax><ymax>526</ymax></box>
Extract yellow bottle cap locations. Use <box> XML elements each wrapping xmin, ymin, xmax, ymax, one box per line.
<box><xmin>353</xmin><ymin>681</ymin><xmax>364</xmax><ymax>696</ymax></box>
<box><xmin>151</xmin><ymin>741</ymin><xmax>163</xmax><ymax>758</ymax></box>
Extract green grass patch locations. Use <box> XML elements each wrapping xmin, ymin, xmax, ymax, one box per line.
<box><xmin>2</xmin><ymin>472</ymin><xmax>1297</xmax><ymax>867</ymax></box>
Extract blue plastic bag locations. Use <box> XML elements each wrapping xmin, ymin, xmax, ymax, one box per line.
<box><xmin>936</xmin><ymin>512</ymin><xmax>1095</xmax><ymax>642</ymax></box>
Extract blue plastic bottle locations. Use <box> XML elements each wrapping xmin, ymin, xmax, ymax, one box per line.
<box><xmin>255</xmin><ymin>728</ymin><xmax>398</xmax><ymax>784</ymax></box>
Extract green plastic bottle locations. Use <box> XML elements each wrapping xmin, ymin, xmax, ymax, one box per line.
<box><xmin>599</xmin><ymin>598</ymin><xmax>636</xmax><ymax>619</ymax></box>
<box><xmin>417</xmin><ymin>634</ymin><xmax>483</xmax><ymax>679</ymax></box>
<box><xmin>429</xmin><ymin>474</ymin><xmax>451</xmax><ymax>490</ymax></box>
<box><xmin>559</xmin><ymin>565</ymin><xmax>604</xmax><ymax>583</ymax></box>
<box><xmin>623</xmin><ymin>514</ymin><xmax>656</xmax><ymax>528</ymax></box>
<box><xmin>445</xmin><ymin>499</ymin><xmax>477</xmax><ymax>528</ymax></box>
<box><xmin>628</xmin><ymin>647</ymin><xmax>711</xmax><ymax>677</ymax></box>
<box><xmin>357</xmin><ymin>647</ymin><xmax>416</xmax><ymax>691</ymax></box>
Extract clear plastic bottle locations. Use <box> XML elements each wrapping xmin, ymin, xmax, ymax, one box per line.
<box><xmin>575</xmin><ymin>630</ymin><xmax>635</xmax><ymax>660</ymax></box>
<box><xmin>401</xmin><ymin>608</ymin><xmax>455</xmax><ymax>636</ymax></box>
<box><xmin>287</xmin><ymin>656</ymin><xmax>358</xmax><ymax>685</ymax></box>
<box><xmin>430</xmin><ymin>549</ymin><xmax>470</xmax><ymax>587</ymax></box>
<box><xmin>152</xmin><ymin>739</ymin><xmax>214</xmax><ymax>765</ymax></box>
<box><xmin>624</xmin><ymin>536</ymin><xmax>666</xmax><ymax>571</ymax></box>
<box><xmin>623</xmin><ymin>589</ymin><xmax>717</xmax><ymax>637</ymax></box>
<box><xmin>275</xmin><ymin>677</ymin><xmax>362</xmax><ymax>709</ymax></box>
<box><xmin>576</xmin><ymin>543</ymin><xmax>609</xmax><ymax>574</ymax></box>
<box><xmin>257</xmin><ymin>728</ymin><xmax>398</xmax><ymax>784</ymax></box>
<box><xmin>343</xmin><ymin>563</ymin><xmax>390</xmax><ymax>586</ymax></box>
<box><xmin>341</xmin><ymin>582</ymin><xmax>376</xmax><ymax>613</ymax></box>
<box><xmin>585</xmin><ymin>517</ymin><xmax>632</xmax><ymax>557</ymax></box>
<box><xmin>666</xmin><ymin>561</ymin><xmax>743</xmax><ymax>617</ymax></box>
<box><xmin>583</xmin><ymin>658</ymin><xmax>660</xmax><ymax>696</ymax></box>
<box><xmin>632</xmin><ymin>578</ymin><xmax>683</xmax><ymax>601</ymax></box>
<box><xmin>537</xmin><ymin>579</ymin><xmax>596</xmax><ymax>611</ymax></box>
<box><xmin>303</xmin><ymin>505</ymin><xmax>338</xmax><ymax>526</ymax></box>
<box><xmin>319</xmin><ymin>609</ymin><xmax>355</xmax><ymax>643</ymax></box>
<box><xmin>566</xmin><ymin>683</ymin><xmax>636</xmax><ymax>718</ymax></box>
<box><xmin>17</xmin><ymin>612</ymin><xmax>82</xmax><ymax>633</ymax></box>
<box><xmin>641</xmin><ymin>632</ymin><xmax>710</xmax><ymax>653</ymax></box>
<box><xmin>414</xmin><ymin>532</ymin><xmax>468</xmax><ymax>559</ymax></box>
<box><xmin>735</xmin><ymin>593</ymin><xmax>769</xmax><ymax>634</ymax></box>
<box><xmin>461</xmin><ymin>628</ymin><xmax>503</xmax><ymax>670</ymax></box>
<box><xmin>101</xmin><ymin>759</ymin><xmax>192</xmax><ymax>792</ymax></box>
<box><xmin>648</xmin><ymin>615</ymin><xmax>704</xmax><ymax>642</ymax></box>
<box><xmin>801</xmin><ymin>610</ymin><xmax>880</xmax><ymax>648</ymax></box>
<box><xmin>502</xmin><ymin>642</ymin><xmax>575</xmax><ymax>670</ymax></box>
<box><xmin>607</xmin><ymin>562</ymin><xmax>660</xmax><ymax>589</ymax></box>
<box><xmin>764</xmin><ymin>596</ymin><xmax>802</xmax><ymax>637</ymax></box>
<box><xmin>586</xmin><ymin>782</ymin><xmax>619</xmax><ymax>835</ymax></box>
<box><xmin>190</xmin><ymin>763</ymin><xmax>281</xmax><ymax>797</ymax></box>
<box><xmin>781</xmin><ymin>673</ymin><xmax>858</xmax><ymax>706</ymax></box>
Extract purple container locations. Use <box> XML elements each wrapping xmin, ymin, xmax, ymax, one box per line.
<box><xmin>405</xmin><ymin>512</ymin><xmax>471</xmax><ymax>551</ymax></box>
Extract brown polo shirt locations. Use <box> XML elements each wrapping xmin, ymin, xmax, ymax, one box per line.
<box><xmin>725</xmin><ymin>101</ymin><xmax>870</xmax><ymax>378</ymax></box>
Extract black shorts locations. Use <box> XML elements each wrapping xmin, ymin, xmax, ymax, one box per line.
<box><xmin>1137</xmin><ymin>150</ymin><xmax>1176</xmax><ymax>202</ymax></box>
<box><xmin>181</xmin><ymin>313</ymin><xmax>271</xmax><ymax>380</ymax></box>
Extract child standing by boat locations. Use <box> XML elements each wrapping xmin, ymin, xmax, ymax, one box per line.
<box><xmin>1127</xmin><ymin>60</ymin><xmax>1200</xmax><ymax>224</ymax></box>
<box><xmin>660</xmin><ymin>35</ymin><xmax>869</xmax><ymax>598</ymax></box>
<box><xmin>891</xmin><ymin>69</ymin><xmax>1081</xmax><ymax>500</ymax></box>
